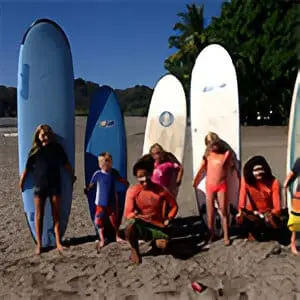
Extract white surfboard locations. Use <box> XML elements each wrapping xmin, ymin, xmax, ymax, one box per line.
<box><xmin>190</xmin><ymin>44</ymin><xmax>240</xmax><ymax>224</ymax></box>
<box><xmin>286</xmin><ymin>70</ymin><xmax>300</xmax><ymax>213</ymax></box>
<box><xmin>143</xmin><ymin>74</ymin><xmax>187</xmax><ymax>163</ymax></box>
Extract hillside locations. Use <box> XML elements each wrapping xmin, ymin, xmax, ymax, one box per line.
<box><xmin>0</xmin><ymin>78</ymin><xmax>153</xmax><ymax>117</ymax></box>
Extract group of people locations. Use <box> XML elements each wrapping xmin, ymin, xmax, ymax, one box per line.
<box><xmin>19</xmin><ymin>124</ymin><xmax>299</xmax><ymax>261</ymax></box>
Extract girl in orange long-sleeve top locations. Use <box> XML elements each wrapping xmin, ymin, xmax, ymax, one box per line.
<box><xmin>236</xmin><ymin>156</ymin><xmax>282</xmax><ymax>241</ymax></box>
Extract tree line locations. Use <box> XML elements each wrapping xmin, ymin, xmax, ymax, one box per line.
<box><xmin>164</xmin><ymin>0</ymin><xmax>299</xmax><ymax>125</ymax></box>
<box><xmin>0</xmin><ymin>79</ymin><xmax>153</xmax><ymax>118</ymax></box>
<box><xmin>1</xmin><ymin>1</ymin><xmax>298</xmax><ymax>125</ymax></box>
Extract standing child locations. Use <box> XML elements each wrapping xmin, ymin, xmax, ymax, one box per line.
<box><xmin>284</xmin><ymin>157</ymin><xmax>300</xmax><ymax>256</ymax></box>
<box><xmin>84</xmin><ymin>152</ymin><xmax>129</xmax><ymax>250</ymax></box>
<box><xmin>149</xmin><ymin>143</ymin><xmax>184</xmax><ymax>198</ymax></box>
<box><xmin>193</xmin><ymin>139</ymin><xmax>233</xmax><ymax>246</ymax></box>
<box><xmin>19</xmin><ymin>124</ymin><xmax>76</xmax><ymax>255</ymax></box>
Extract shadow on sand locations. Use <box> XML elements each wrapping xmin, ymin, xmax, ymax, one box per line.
<box><xmin>60</xmin><ymin>213</ymin><xmax>293</xmax><ymax>258</ymax></box>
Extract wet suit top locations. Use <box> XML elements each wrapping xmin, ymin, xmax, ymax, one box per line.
<box><xmin>26</xmin><ymin>142</ymin><xmax>68</xmax><ymax>190</ymax></box>
<box><xmin>124</xmin><ymin>182</ymin><xmax>178</xmax><ymax>226</ymax></box>
<box><xmin>89</xmin><ymin>168</ymin><xmax>120</xmax><ymax>207</ymax></box>
<box><xmin>238</xmin><ymin>177</ymin><xmax>281</xmax><ymax>214</ymax></box>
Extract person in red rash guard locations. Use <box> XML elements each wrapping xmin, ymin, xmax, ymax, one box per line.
<box><xmin>236</xmin><ymin>156</ymin><xmax>282</xmax><ymax>241</ymax></box>
<box><xmin>123</xmin><ymin>157</ymin><xmax>178</xmax><ymax>264</ymax></box>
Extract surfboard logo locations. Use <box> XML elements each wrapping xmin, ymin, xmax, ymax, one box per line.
<box><xmin>159</xmin><ymin>111</ymin><xmax>174</xmax><ymax>127</ymax></box>
<box><xmin>99</xmin><ymin>120</ymin><xmax>115</xmax><ymax>128</ymax></box>
<box><xmin>203</xmin><ymin>83</ymin><xmax>226</xmax><ymax>92</ymax></box>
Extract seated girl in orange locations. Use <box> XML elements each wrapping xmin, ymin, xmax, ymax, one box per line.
<box><xmin>193</xmin><ymin>140</ymin><xmax>233</xmax><ymax>246</ymax></box>
<box><xmin>236</xmin><ymin>156</ymin><xmax>282</xmax><ymax>241</ymax></box>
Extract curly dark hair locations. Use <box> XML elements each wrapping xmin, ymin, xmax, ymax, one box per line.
<box><xmin>132</xmin><ymin>155</ymin><xmax>155</xmax><ymax>176</ymax></box>
<box><xmin>243</xmin><ymin>155</ymin><xmax>274</xmax><ymax>186</ymax></box>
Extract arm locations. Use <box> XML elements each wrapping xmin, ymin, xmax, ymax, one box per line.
<box><xmin>237</xmin><ymin>177</ymin><xmax>248</xmax><ymax>215</ymax></box>
<box><xmin>284</xmin><ymin>171</ymin><xmax>295</xmax><ymax>189</ymax></box>
<box><xmin>284</xmin><ymin>158</ymin><xmax>300</xmax><ymax>188</ymax></box>
<box><xmin>84</xmin><ymin>183</ymin><xmax>95</xmax><ymax>194</ymax></box>
<box><xmin>64</xmin><ymin>161</ymin><xmax>76</xmax><ymax>181</ymax></box>
<box><xmin>193</xmin><ymin>159</ymin><xmax>206</xmax><ymax>188</ymax></box>
<box><xmin>113</xmin><ymin>168</ymin><xmax>129</xmax><ymax>187</ymax></box>
<box><xmin>19</xmin><ymin>154</ymin><xmax>35</xmax><ymax>191</ymax></box>
<box><xmin>84</xmin><ymin>171</ymin><xmax>99</xmax><ymax>194</ymax></box>
<box><xmin>124</xmin><ymin>187</ymin><xmax>138</xmax><ymax>219</ymax></box>
<box><xmin>117</xmin><ymin>176</ymin><xmax>130</xmax><ymax>187</ymax></box>
<box><xmin>271</xmin><ymin>179</ymin><xmax>281</xmax><ymax>214</ymax></box>
<box><xmin>19</xmin><ymin>169</ymin><xmax>28</xmax><ymax>192</ymax></box>
<box><xmin>176</xmin><ymin>164</ymin><xmax>184</xmax><ymax>185</ymax></box>
<box><xmin>164</xmin><ymin>191</ymin><xmax>178</xmax><ymax>222</ymax></box>
<box><xmin>56</xmin><ymin>142</ymin><xmax>76</xmax><ymax>180</ymax></box>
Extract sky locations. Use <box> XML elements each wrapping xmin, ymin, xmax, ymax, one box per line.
<box><xmin>0</xmin><ymin>0</ymin><xmax>224</xmax><ymax>89</ymax></box>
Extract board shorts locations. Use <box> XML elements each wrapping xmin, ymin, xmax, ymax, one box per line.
<box><xmin>206</xmin><ymin>181</ymin><xmax>227</xmax><ymax>194</ymax></box>
<box><xmin>126</xmin><ymin>219</ymin><xmax>169</xmax><ymax>241</ymax></box>
<box><xmin>33</xmin><ymin>184</ymin><xmax>61</xmax><ymax>198</ymax></box>
<box><xmin>288</xmin><ymin>195</ymin><xmax>300</xmax><ymax>232</ymax></box>
<box><xmin>94</xmin><ymin>205</ymin><xmax>114</xmax><ymax>228</ymax></box>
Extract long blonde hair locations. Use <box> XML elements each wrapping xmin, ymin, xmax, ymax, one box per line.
<box><xmin>27</xmin><ymin>124</ymin><xmax>56</xmax><ymax>159</ymax></box>
<box><xmin>149</xmin><ymin>143</ymin><xmax>180</xmax><ymax>164</ymax></box>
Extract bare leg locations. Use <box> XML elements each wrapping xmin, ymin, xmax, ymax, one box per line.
<box><xmin>96</xmin><ymin>227</ymin><xmax>106</xmax><ymax>251</ymax></box>
<box><xmin>125</xmin><ymin>223</ymin><xmax>142</xmax><ymax>264</ymax></box>
<box><xmin>34</xmin><ymin>195</ymin><xmax>46</xmax><ymax>255</ymax></box>
<box><xmin>291</xmin><ymin>231</ymin><xmax>298</xmax><ymax>255</ymax></box>
<box><xmin>109</xmin><ymin>213</ymin><xmax>124</xmax><ymax>242</ymax></box>
<box><xmin>217</xmin><ymin>191</ymin><xmax>230</xmax><ymax>246</ymax></box>
<box><xmin>206</xmin><ymin>192</ymin><xmax>215</xmax><ymax>242</ymax></box>
<box><xmin>50</xmin><ymin>195</ymin><xmax>65</xmax><ymax>251</ymax></box>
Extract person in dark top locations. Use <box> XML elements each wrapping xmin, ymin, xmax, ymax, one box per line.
<box><xmin>284</xmin><ymin>157</ymin><xmax>300</xmax><ymax>256</ymax></box>
<box><xmin>19</xmin><ymin>124</ymin><xmax>76</xmax><ymax>255</ymax></box>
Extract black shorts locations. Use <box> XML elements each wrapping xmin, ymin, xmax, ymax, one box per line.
<box><xmin>33</xmin><ymin>185</ymin><xmax>61</xmax><ymax>198</ymax></box>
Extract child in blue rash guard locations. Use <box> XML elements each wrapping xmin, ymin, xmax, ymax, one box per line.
<box><xmin>84</xmin><ymin>152</ymin><xmax>129</xmax><ymax>250</ymax></box>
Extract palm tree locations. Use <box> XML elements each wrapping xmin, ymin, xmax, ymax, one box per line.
<box><xmin>165</xmin><ymin>4</ymin><xmax>208</xmax><ymax>111</ymax></box>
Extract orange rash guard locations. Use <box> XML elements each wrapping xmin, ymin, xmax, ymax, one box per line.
<box><xmin>238</xmin><ymin>177</ymin><xmax>281</xmax><ymax>214</ymax></box>
<box><xmin>124</xmin><ymin>183</ymin><xmax>178</xmax><ymax>226</ymax></box>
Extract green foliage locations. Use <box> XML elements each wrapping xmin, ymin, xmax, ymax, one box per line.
<box><xmin>0</xmin><ymin>79</ymin><xmax>153</xmax><ymax>117</ymax></box>
<box><xmin>165</xmin><ymin>0</ymin><xmax>299</xmax><ymax>125</ymax></box>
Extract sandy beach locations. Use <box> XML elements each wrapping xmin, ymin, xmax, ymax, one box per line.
<box><xmin>0</xmin><ymin>117</ymin><xmax>299</xmax><ymax>300</ymax></box>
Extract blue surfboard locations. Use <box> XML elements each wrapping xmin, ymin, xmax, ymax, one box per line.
<box><xmin>84</xmin><ymin>86</ymin><xmax>127</xmax><ymax>234</ymax></box>
<box><xmin>17</xmin><ymin>19</ymin><xmax>75</xmax><ymax>247</ymax></box>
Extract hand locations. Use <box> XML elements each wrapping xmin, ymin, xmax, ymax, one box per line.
<box><xmin>83</xmin><ymin>187</ymin><xmax>89</xmax><ymax>196</ymax></box>
<box><xmin>176</xmin><ymin>179</ymin><xmax>182</xmax><ymax>187</ymax></box>
<box><xmin>72</xmin><ymin>175</ymin><xmax>77</xmax><ymax>184</ymax></box>
<box><xmin>19</xmin><ymin>180</ymin><xmax>25</xmax><ymax>192</ymax></box>
<box><xmin>164</xmin><ymin>219</ymin><xmax>169</xmax><ymax>226</ymax></box>
<box><xmin>235</xmin><ymin>213</ymin><xmax>243</xmax><ymax>225</ymax></box>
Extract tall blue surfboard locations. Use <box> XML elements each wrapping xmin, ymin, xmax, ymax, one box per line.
<box><xmin>17</xmin><ymin>19</ymin><xmax>75</xmax><ymax>247</ymax></box>
<box><xmin>84</xmin><ymin>86</ymin><xmax>127</xmax><ymax>233</ymax></box>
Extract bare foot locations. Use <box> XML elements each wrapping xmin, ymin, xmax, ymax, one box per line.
<box><xmin>247</xmin><ymin>233</ymin><xmax>256</xmax><ymax>241</ymax></box>
<box><xmin>35</xmin><ymin>245</ymin><xmax>41</xmax><ymax>255</ymax></box>
<box><xmin>116</xmin><ymin>236</ymin><xmax>126</xmax><ymax>243</ymax></box>
<box><xmin>96</xmin><ymin>240</ymin><xmax>106</xmax><ymax>253</ymax></box>
<box><xmin>56</xmin><ymin>244</ymin><xmax>66</xmax><ymax>252</ymax></box>
<box><xmin>291</xmin><ymin>243</ymin><xmax>299</xmax><ymax>256</ymax></box>
<box><xmin>129</xmin><ymin>249</ymin><xmax>142</xmax><ymax>264</ymax></box>
<box><xmin>224</xmin><ymin>239</ymin><xmax>231</xmax><ymax>246</ymax></box>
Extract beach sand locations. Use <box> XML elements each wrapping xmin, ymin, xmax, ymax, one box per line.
<box><xmin>0</xmin><ymin>117</ymin><xmax>299</xmax><ymax>299</ymax></box>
